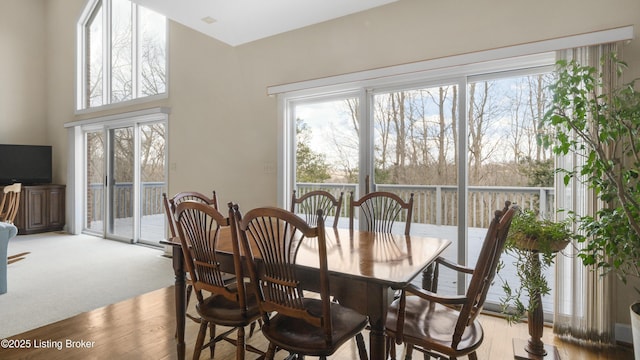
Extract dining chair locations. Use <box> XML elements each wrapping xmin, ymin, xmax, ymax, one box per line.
<box><xmin>385</xmin><ymin>201</ymin><xmax>518</xmax><ymax>360</ymax></box>
<box><xmin>349</xmin><ymin>191</ymin><xmax>414</xmax><ymax>235</ymax></box>
<box><xmin>232</xmin><ymin>206</ymin><xmax>369</xmax><ymax>360</ymax></box>
<box><xmin>1</xmin><ymin>183</ymin><xmax>29</xmax><ymax>264</ymax></box>
<box><xmin>0</xmin><ymin>183</ymin><xmax>21</xmax><ymax>224</ymax></box>
<box><xmin>291</xmin><ymin>189</ymin><xmax>344</xmax><ymax>228</ymax></box>
<box><xmin>174</xmin><ymin>200</ymin><xmax>264</xmax><ymax>360</ymax></box>
<box><xmin>162</xmin><ymin>191</ymin><xmax>223</xmax><ymax>324</ymax></box>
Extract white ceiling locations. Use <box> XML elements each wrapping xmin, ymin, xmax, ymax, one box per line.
<box><xmin>131</xmin><ymin>0</ymin><xmax>398</xmax><ymax>47</ymax></box>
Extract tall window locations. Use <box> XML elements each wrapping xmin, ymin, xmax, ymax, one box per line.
<box><xmin>78</xmin><ymin>0</ymin><xmax>167</xmax><ymax>110</ymax></box>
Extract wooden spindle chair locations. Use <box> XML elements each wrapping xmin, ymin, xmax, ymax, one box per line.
<box><xmin>291</xmin><ymin>190</ymin><xmax>343</xmax><ymax>228</ymax></box>
<box><xmin>349</xmin><ymin>191</ymin><xmax>414</xmax><ymax>236</ymax></box>
<box><xmin>385</xmin><ymin>201</ymin><xmax>518</xmax><ymax>360</ymax></box>
<box><xmin>174</xmin><ymin>201</ymin><xmax>264</xmax><ymax>360</ymax></box>
<box><xmin>2</xmin><ymin>183</ymin><xmax>28</xmax><ymax>264</ymax></box>
<box><xmin>233</xmin><ymin>206</ymin><xmax>369</xmax><ymax>360</ymax></box>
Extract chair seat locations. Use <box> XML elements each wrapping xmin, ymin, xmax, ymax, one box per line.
<box><xmin>262</xmin><ymin>298</ymin><xmax>368</xmax><ymax>357</ymax></box>
<box><xmin>196</xmin><ymin>291</ymin><xmax>260</xmax><ymax>327</ymax></box>
<box><xmin>385</xmin><ymin>295</ymin><xmax>484</xmax><ymax>357</ymax></box>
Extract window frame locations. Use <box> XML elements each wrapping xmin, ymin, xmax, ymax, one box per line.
<box><xmin>76</xmin><ymin>0</ymin><xmax>168</xmax><ymax>113</ymax></box>
<box><xmin>277</xmin><ymin>53</ymin><xmax>557</xmax><ymax>304</ymax></box>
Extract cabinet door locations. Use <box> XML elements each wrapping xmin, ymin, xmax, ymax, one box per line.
<box><xmin>25</xmin><ymin>187</ymin><xmax>48</xmax><ymax>232</ymax></box>
<box><xmin>48</xmin><ymin>186</ymin><xmax>65</xmax><ymax>228</ymax></box>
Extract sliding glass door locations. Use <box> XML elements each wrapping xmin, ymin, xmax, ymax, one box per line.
<box><xmin>282</xmin><ymin>56</ymin><xmax>557</xmax><ymax>314</ymax></box>
<box><xmin>83</xmin><ymin>119</ymin><xmax>167</xmax><ymax>246</ymax></box>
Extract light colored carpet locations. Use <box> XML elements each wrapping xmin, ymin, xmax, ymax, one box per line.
<box><xmin>0</xmin><ymin>232</ymin><xmax>174</xmax><ymax>338</ymax></box>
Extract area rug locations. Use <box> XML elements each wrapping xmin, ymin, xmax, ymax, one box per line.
<box><xmin>0</xmin><ymin>232</ymin><xmax>174</xmax><ymax>338</ymax></box>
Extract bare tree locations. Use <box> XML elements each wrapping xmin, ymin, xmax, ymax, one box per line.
<box><xmin>468</xmin><ymin>81</ymin><xmax>505</xmax><ymax>184</ymax></box>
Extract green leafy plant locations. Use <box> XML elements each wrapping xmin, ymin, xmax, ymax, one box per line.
<box><xmin>499</xmin><ymin>209</ymin><xmax>575</xmax><ymax>323</ymax></box>
<box><xmin>539</xmin><ymin>54</ymin><xmax>640</xmax><ymax>293</ymax></box>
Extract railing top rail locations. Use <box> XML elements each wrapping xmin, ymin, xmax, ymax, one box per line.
<box><xmin>296</xmin><ymin>183</ymin><xmax>553</xmax><ymax>193</ymax></box>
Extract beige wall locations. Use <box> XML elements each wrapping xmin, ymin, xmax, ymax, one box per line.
<box><xmin>0</xmin><ymin>0</ymin><xmax>47</xmax><ymax>145</ymax></box>
<box><xmin>3</xmin><ymin>0</ymin><xmax>639</xmax><ymax>327</ymax></box>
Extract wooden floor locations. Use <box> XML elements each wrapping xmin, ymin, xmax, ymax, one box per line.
<box><xmin>0</xmin><ymin>286</ymin><xmax>634</xmax><ymax>360</ymax></box>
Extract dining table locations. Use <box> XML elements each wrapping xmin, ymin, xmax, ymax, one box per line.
<box><xmin>162</xmin><ymin>226</ymin><xmax>451</xmax><ymax>360</ymax></box>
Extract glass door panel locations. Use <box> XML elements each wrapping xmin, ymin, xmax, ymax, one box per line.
<box><xmin>372</xmin><ymin>85</ymin><xmax>460</xmax><ymax>237</ymax></box>
<box><xmin>466</xmin><ymin>73</ymin><xmax>554</xmax><ymax>314</ymax></box>
<box><xmin>85</xmin><ymin>131</ymin><xmax>105</xmax><ymax>233</ymax></box>
<box><xmin>139</xmin><ymin>123</ymin><xmax>167</xmax><ymax>245</ymax></box>
<box><xmin>108</xmin><ymin>127</ymin><xmax>134</xmax><ymax>240</ymax></box>
<box><xmin>293</xmin><ymin>97</ymin><xmax>359</xmax><ymax>227</ymax></box>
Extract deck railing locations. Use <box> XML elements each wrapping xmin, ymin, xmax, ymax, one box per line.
<box><xmin>88</xmin><ymin>182</ymin><xmax>554</xmax><ymax>228</ymax></box>
<box><xmin>295</xmin><ymin>182</ymin><xmax>554</xmax><ymax>228</ymax></box>
<box><xmin>87</xmin><ymin>182</ymin><xmax>166</xmax><ymax>221</ymax></box>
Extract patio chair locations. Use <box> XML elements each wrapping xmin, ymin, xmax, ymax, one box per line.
<box><xmin>349</xmin><ymin>191</ymin><xmax>414</xmax><ymax>235</ymax></box>
<box><xmin>385</xmin><ymin>201</ymin><xmax>518</xmax><ymax>360</ymax></box>
<box><xmin>233</xmin><ymin>206</ymin><xmax>368</xmax><ymax>360</ymax></box>
<box><xmin>291</xmin><ymin>189</ymin><xmax>343</xmax><ymax>228</ymax></box>
<box><xmin>174</xmin><ymin>200</ymin><xmax>264</xmax><ymax>360</ymax></box>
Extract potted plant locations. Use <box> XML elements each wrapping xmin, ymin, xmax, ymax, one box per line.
<box><xmin>499</xmin><ymin>208</ymin><xmax>576</xmax><ymax>357</ymax></box>
<box><xmin>539</xmin><ymin>54</ymin><xmax>640</xmax><ymax>357</ymax></box>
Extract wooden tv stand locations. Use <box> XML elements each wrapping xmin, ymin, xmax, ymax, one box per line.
<box><xmin>4</xmin><ymin>184</ymin><xmax>66</xmax><ymax>235</ymax></box>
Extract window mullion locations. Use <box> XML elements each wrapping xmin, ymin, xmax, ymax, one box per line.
<box><xmin>457</xmin><ymin>76</ymin><xmax>468</xmax><ymax>295</ymax></box>
<box><xmin>132</xmin><ymin>4</ymin><xmax>139</xmax><ymax>99</ymax></box>
<box><xmin>360</xmin><ymin>89</ymin><xmax>373</xmax><ymax>197</ymax></box>
<box><xmin>104</xmin><ymin>0</ymin><xmax>112</xmax><ymax>106</ymax></box>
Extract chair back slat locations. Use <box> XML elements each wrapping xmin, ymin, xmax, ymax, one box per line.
<box><xmin>291</xmin><ymin>190</ymin><xmax>343</xmax><ymax>228</ymax></box>
<box><xmin>452</xmin><ymin>201</ymin><xmax>518</xmax><ymax>347</ymax></box>
<box><xmin>350</xmin><ymin>191</ymin><xmax>414</xmax><ymax>235</ymax></box>
<box><xmin>236</xmin><ymin>207</ymin><xmax>330</xmax><ymax>332</ymax></box>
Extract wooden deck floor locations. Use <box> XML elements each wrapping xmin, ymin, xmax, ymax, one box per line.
<box><xmin>0</xmin><ymin>286</ymin><xmax>633</xmax><ymax>360</ymax></box>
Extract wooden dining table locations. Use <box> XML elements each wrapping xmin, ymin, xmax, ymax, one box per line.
<box><xmin>162</xmin><ymin>226</ymin><xmax>451</xmax><ymax>360</ymax></box>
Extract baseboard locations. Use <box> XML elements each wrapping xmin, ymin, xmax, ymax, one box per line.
<box><xmin>616</xmin><ymin>322</ymin><xmax>632</xmax><ymax>345</ymax></box>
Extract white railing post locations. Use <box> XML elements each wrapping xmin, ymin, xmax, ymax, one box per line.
<box><xmin>436</xmin><ymin>185</ymin><xmax>442</xmax><ymax>226</ymax></box>
<box><xmin>539</xmin><ymin>188</ymin><xmax>547</xmax><ymax>219</ymax></box>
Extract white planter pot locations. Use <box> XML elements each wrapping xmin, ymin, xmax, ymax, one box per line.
<box><xmin>632</xmin><ymin>303</ymin><xmax>640</xmax><ymax>360</ymax></box>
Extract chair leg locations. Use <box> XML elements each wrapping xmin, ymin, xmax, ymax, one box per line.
<box><xmin>7</xmin><ymin>252</ymin><xmax>30</xmax><ymax>260</ymax></box>
<box><xmin>265</xmin><ymin>343</ymin><xmax>277</xmax><ymax>360</ymax></box>
<box><xmin>208</xmin><ymin>323</ymin><xmax>216</xmax><ymax>359</ymax></box>
<box><xmin>7</xmin><ymin>257</ymin><xmax>26</xmax><ymax>265</ymax></box>
<box><xmin>193</xmin><ymin>321</ymin><xmax>208</xmax><ymax>360</ymax></box>
<box><xmin>236</xmin><ymin>326</ymin><xmax>246</xmax><ymax>360</ymax></box>
<box><xmin>404</xmin><ymin>344</ymin><xmax>414</xmax><ymax>360</ymax></box>
<box><xmin>249</xmin><ymin>318</ymin><xmax>263</xmax><ymax>337</ymax></box>
<box><xmin>386</xmin><ymin>336</ymin><xmax>395</xmax><ymax>360</ymax></box>
<box><xmin>186</xmin><ymin>284</ymin><xmax>193</xmax><ymax>307</ymax></box>
<box><xmin>355</xmin><ymin>333</ymin><xmax>368</xmax><ymax>360</ymax></box>
<box><xmin>468</xmin><ymin>352</ymin><xmax>477</xmax><ymax>360</ymax></box>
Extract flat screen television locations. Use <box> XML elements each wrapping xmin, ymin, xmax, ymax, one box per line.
<box><xmin>0</xmin><ymin>144</ymin><xmax>53</xmax><ymax>185</ymax></box>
